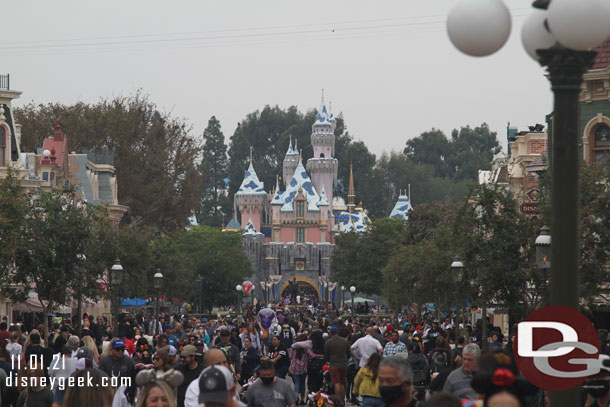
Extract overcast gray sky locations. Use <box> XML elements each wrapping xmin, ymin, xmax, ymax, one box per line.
<box><xmin>3</xmin><ymin>0</ymin><xmax>552</xmax><ymax>156</ymax></box>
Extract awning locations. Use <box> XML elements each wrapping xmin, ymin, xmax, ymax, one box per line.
<box><xmin>120</xmin><ymin>298</ymin><xmax>149</xmax><ymax>307</ymax></box>
<box><xmin>12</xmin><ymin>291</ymin><xmax>71</xmax><ymax>313</ymax></box>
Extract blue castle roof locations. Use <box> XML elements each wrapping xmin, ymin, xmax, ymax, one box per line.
<box><xmin>243</xmin><ymin>219</ymin><xmax>263</xmax><ymax>236</ymax></box>
<box><xmin>315</xmin><ymin>104</ymin><xmax>334</xmax><ymax>126</ymax></box>
<box><xmin>279</xmin><ymin>161</ymin><xmax>320</xmax><ymax>212</ymax></box>
<box><xmin>390</xmin><ymin>195</ymin><xmax>413</xmax><ymax>220</ymax></box>
<box><xmin>332</xmin><ymin>208</ymin><xmax>369</xmax><ymax>233</ymax></box>
<box><xmin>236</xmin><ymin>162</ymin><xmax>266</xmax><ymax>196</ymax></box>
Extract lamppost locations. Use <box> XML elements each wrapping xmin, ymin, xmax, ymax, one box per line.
<box><xmin>451</xmin><ymin>256</ymin><xmax>464</xmax><ymax>326</ymax></box>
<box><xmin>235</xmin><ymin>285</ymin><xmax>242</xmax><ymax>313</ymax></box>
<box><xmin>535</xmin><ymin>225</ymin><xmax>552</xmax><ymax>304</ymax></box>
<box><xmin>350</xmin><ymin>286</ymin><xmax>356</xmax><ymax>314</ymax></box>
<box><xmin>111</xmin><ymin>259</ymin><xmax>123</xmax><ymax>338</ymax></box>
<box><xmin>341</xmin><ymin>285</ymin><xmax>346</xmax><ymax>309</ymax></box>
<box><xmin>323</xmin><ymin>282</ymin><xmax>328</xmax><ymax>309</ymax></box>
<box><xmin>195</xmin><ymin>276</ymin><xmax>203</xmax><ymax>314</ymax></box>
<box><xmin>153</xmin><ymin>271</ymin><xmax>163</xmax><ymax>337</ymax></box>
<box><xmin>266</xmin><ymin>281</ymin><xmax>272</xmax><ymax>305</ymax></box>
<box><xmin>447</xmin><ymin>2</ymin><xmax>610</xmax><ymax>404</ymax></box>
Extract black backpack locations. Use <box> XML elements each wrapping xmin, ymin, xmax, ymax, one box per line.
<box><xmin>432</xmin><ymin>351</ymin><xmax>448</xmax><ymax>372</ymax></box>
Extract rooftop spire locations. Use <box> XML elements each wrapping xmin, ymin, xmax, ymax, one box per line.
<box><xmin>348</xmin><ymin>163</ymin><xmax>356</xmax><ymax>213</ymax></box>
<box><xmin>249</xmin><ymin>146</ymin><xmax>253</xmax><ymax>165</ymax></box>
<box><xmin>321</xmin><ymin>88</ymin><xmax>325</xmax><ymax>109</ymax></box>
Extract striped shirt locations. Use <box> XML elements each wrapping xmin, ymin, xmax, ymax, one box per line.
<box><xmin>442</xmin><ymin>367</ymin><xmax>477</xmax><ymax>400</ymax></box>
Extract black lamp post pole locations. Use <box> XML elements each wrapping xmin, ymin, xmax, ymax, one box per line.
<box><xmin>537</xmin><ymin>45</ymin><xmax>596</xmax><ymax>407</ymax></box>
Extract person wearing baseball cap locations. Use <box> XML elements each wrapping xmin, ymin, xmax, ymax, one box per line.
<box><xmin>98</xmin><ymin>338</ymin><xmax>134</xmax><ymax>380</ymax></box>
<box><xmin>198</xmin><ymin>365</ymin><xmax>245</xmax><ymax>407</ymax></box>
<box><xmin>177</xmin><ymin>345</ymin><xmax>204</xmax><ymax>407</ymax></box>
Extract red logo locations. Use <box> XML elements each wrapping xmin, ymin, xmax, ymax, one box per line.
<box><xmin>242</xmin><ymin>281</ymin><xmax>253</xmax><ymax>294</ymax></box>
<box><xmin>514</xmin><ymin>305</ymin><xmax>600</xmax><ymax>390</ymax></box>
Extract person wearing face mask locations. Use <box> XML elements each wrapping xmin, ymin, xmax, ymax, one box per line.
<box><xmin>377</xmin><ymin>355</ymin><xmax>423</xmax><ymax>407</ymax></box>
<box><xmin>245</xmin><ymin>360</ymin><xmax>296</xmax><ymax>407</ymax></box>
<box><xmin>583</xmin><ymin>354</ymin><xmax>610</xmax><ymax>407</ymax></box>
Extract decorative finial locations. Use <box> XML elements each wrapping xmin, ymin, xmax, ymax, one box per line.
<box><xmin>299</xmin><ymin>149</ymin><xmax>302</xmax><ymax>162</ymax></box>
<box><xmin>295</xmin><ymin>138</ymin><xmax>298</xmax><ymax>150</ymax></box>
<box><xmin>249</xmin><ymin>146</ymin><xmax>253</xmax><ymax>165</ymax></box>
<box><xmin>329</xmin><ymin>101</ymin><xmax>332</xmax><ymax>114</ymax></box>
<box><xmin>321</xmin><ymin>88</ymin><xmax>325</xmax><ymax>108</ymax></box>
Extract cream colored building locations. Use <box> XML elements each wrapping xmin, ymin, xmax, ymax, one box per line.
<box><xmin>0</xmin><ymin>78</ymin><xmax>127</xmax><ymax>322</ymax></box>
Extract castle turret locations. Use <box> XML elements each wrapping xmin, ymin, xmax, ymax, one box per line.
<box><xmin>282</xmin><ymin>137</ymin><xmax>299</xmax><ymax>187</ymax></box>
<box><xmin>235</xmin><ymin>154</ymin><xmax>267</xmax><ymax>232</ymax></box>
<box><xmin>306</xmin><ymin>96</ymin><xmax>338</xmax><ymax>215</ymax></box>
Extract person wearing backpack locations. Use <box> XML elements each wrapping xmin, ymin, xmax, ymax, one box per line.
<box><xmin>406</xmin><ymin>343</ymin><xmax>430</xmax><ymax>388</ymax></box>
<box><xmin>428</xmin><ymin>337</ymin><xmax>452</xmax><ymax>373</ymax></box>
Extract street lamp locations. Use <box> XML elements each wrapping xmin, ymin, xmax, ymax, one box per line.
<box><xmin>111</xmin><ymin>259</ymin><xmax>123</xmax><ymax>337</ymax></box>
<box><xmin>447</xmin><ymin>3</ymin><xmax>610</xmax><ymax>405</ymax></box>
<box><xmin>341</xmin><ymin>285</ymin><xmax>346</xmax><ymax>309</ymax></box>
<box><xmin>451</xmin><ymin>256</ymin><xmax>465</xmax><ymax>326</ymax></box>
<box><xmin>235</xmin><ymin>285</ymin><xmax>242</xmax><ymax>313</ymax></box>
<box><xmin>265</xmin><ymin>282</ymin><xmax>272</xmax><ymax>305</ymax></box>
<box><xmin>350</xmin><ymin>286</ymin><xmax>356</xmax><ymax>314</ymax></box>
<box><xmin>195</xmin><ymin>276</ymin><xmax>203</xmax><ymax>314</ymax></box>
<box><xmin>153</xmin><ymin>271</ymin><xmax>163</xmax><ymax>337</ymax></box>
<box><xmin>535</xmin><ymin>226</ymin><xmax>552</xmax><ymax>304</ymax></box>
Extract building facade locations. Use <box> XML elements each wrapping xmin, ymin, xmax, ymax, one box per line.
<box><xmin>0</xmin><ymin>78</ymin><xmax>128</xmax><ymax>321</ymax></box>
<box><xmin>232</xmin><ymin>99</ymin><xmax>371</xmax><ymax>302</ymax></box>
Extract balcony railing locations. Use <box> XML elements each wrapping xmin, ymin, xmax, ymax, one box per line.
<box><xmin>0</xmin><ymin>74</ymin><xmax>9</xmax><ymax>90</ymax></box>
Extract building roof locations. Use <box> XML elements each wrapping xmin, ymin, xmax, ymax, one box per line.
<box><xmin>280</xmin><ymin>161</ymin><xmax>320</xmax><ymax>212</ymax></box>
<box><xmin>592</xmin><ymin>38</ymin><xmax>610</xmax><ymax>70</ymax></box>
<box><xmin>332</xmin><ymin>208</ymin><xmax>369</xmax><ymax>233</ymax></box>
<box><xmin>314</xmin><ymin>104</ymin><xmax>334</xmax><ymax>126</ymax></box>
<box><xmin>286</xmin><ymin>139</ymin><xmax>298</xmax><ymax>156</ymax></box>
<box><xmin>224</xmin><ymin>218</ymin><xmax>241</xmax><ymax>230</ymax></box>
<box><xmin>243</xmin><ymin>219</ymin><xmax>263</xmax><ymax>236</ymax></box>
<box><xmin>41</xmin><ymin>119</ymin><xmax>68</xmax><ymax>168</ymax></box>
<box><xmin>390</xmin><ymin>195</ymin><xmax>412</xmax><ymax>220</ymax></box>
<box><xmin>236</xmin><ymin>162</ymin><xmax>266</xmax><ymax>196</ymax></box>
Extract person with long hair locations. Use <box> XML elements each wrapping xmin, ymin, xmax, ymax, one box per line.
<box><xmin>83</xmin><ymin>336</ymin><xmax>100</xmax><ymax>363</ymax></box>
<box><xmin>62</xmin><ymin>369</ymin><xmax>114</xmax><ymax>407</ymax></box>
<box><xmin>289</xmin><ymin>334</ymin><xmax>321</xmax><ymax>405</ymax></box>
<box><xmin>137</xmin><ymin>380</ymin><xmax>176</xmax><ymax>407</ymax></box>
<box><xmin>16</xmin><ymin>366</ymin><xmax>53</xmax><ymax>407</ymax></box>
<box><xmin>353</xmin><ymin>352</ymin><xmax>382</xmax><ymax>407</ymax></box>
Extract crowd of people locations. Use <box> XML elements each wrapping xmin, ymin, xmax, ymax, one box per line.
<box><xmin>0</xmin><ymin>301</ymin><xmax>608</xmax><ymax>407</ymax></box>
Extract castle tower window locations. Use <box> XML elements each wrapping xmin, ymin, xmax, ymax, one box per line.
<box><xmin>0</xmin><ymin>127</ymin><xmax>5</xmax><ymax>166</ymax></box>
<box><xmin>296</xmin><ymin>200</ymin><xmax>304</xmax><ymax>218</ymax></box>
<box><xmin>593</xmin><ymin>124</ymin><xmax>610</xmax><ymax>164</ymax></box>
<box><xmin>297</xmin><ymin>227</ymin><xmax>305</xmax><ymax>243</ymax></box>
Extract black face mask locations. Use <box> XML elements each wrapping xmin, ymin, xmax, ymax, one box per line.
<box><xmin>379</xmin><ymin>382</ymin><xmax>405</xmax><ymax>405</ymax></box>
<box><xmin>261</xmin><ymin>376</ymin><xmax>274</xmax><ymax>385</ymax></box>
<box><xmin>582</xmin><ymin>380</ymin><xmax>610</xmax><ymax>399</ymax></box>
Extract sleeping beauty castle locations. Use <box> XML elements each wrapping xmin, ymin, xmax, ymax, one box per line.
<box><xmin>228</xmin><ymin>98</ymin><xmax>381</xmax><ymax>303</ymax></box>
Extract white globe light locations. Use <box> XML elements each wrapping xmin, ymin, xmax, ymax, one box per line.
<box><xmin>350</xmin><ymin>286</ymin><xmax>356</xmax><ymax>293</ymax></box>
<box><xmin>447</xmin><ymin>0</ymin><xmax>512</xmax><ymax>57</ymax></box>
<box><xmin>235</xmin><ymin>285</ymin><xmax>242</xmax><ymax>291</ymax></box>
<box><xmin>521</xmin><ymin>9</ymin><xmax>557</xmax><ymax>61</ymax></box>
<box><xmin>548</xmin><ymin>0</ymin><xmax>610</xmax><ymax>51</ymax></box>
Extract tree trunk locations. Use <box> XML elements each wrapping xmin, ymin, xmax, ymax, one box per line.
<box><xmin>76</xmin><ymin>296</ymin><xmax>83</xmax><ymax>337</ymax></box>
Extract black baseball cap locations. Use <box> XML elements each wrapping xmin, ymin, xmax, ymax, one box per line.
<box><xmin>198</xmin><ymin>365</ymin><xmax>234</xmax><ymax>403</ymax></box>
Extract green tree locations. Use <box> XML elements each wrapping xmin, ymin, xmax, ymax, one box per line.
<box><xmin>14</xmin><ymin>92</ymin><xmax>203</xmax><ymax>232</ymax></box>
<box><xmin>152</xmin><ymin>226</ymin><xmax>252</xmax><ymax>311</ymax></box>
<box><xmin>332</xmin><ymin>217</ymin><xmax>406</xmax><ymax>295</ymax></box>
<box><xmin>0</xmin><ymin>168</ymin><xmax>27</xmax><ymax>277</ymax></box>
<box><xmin>448</xmin><ymin>123</ymin><xmax>502</xmax><ymax>181</ymax></box>
<box><xmin>198</xmin><ymin>116</ymin><xmax>230</xmax><ymax>227</ymax></box>
<box><xmin>404</xmin><ymin>129</ymin><xmax>451</xmax><ymax>178</ymax></box>
<box><xmin>7</xmin><ymin>188</ymin><xmax>97</xmax><ymax>331</ymax></box>
<box><xmin>453</xmin><ymin>185</ymin><xmax>532</xmax><ymax>321</ymax></box>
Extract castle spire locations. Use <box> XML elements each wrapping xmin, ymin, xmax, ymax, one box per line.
<box><xmin>249</xmin><ymin>146</ymin><xmax>253</xmax><ymax>165</ymax></box>
<box><xmin>347</xmin><ymin>163</ymin><xmax>356</xmax><ymax>214</ymax></box>
<box><xmin>321</xmin><ymin>88</ymin><xmax>325</xmax><ymax>109</ymax></box>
